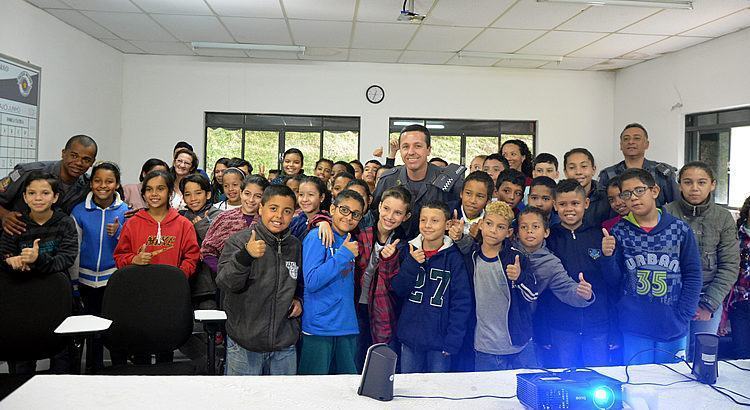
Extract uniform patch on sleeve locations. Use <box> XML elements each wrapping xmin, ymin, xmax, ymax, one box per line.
<box><xmin>9</xmin><ymin>170</ymin><xmax>21</xmax><ymax>182</ymax></box>
<box><xmin>0</xmin><ymin>177</ymin><xmax>11</xmax><ymax>193</ymax></box>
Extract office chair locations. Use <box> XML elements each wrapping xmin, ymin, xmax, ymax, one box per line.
<box><xmin>0</xmin><ymin>270</ymin><xmax>72</xmax><ymax>398</ymax></box>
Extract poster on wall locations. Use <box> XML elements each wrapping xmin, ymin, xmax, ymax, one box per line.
<box><xmin>0</xmin><ymin>53</ymin><xmax>40</xmax><ymax>177</ymax></box>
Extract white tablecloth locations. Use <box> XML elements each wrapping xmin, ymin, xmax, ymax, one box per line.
<box><xmin>2</xmin><ymin>361</ymin><xmax>749</xmax><ymax>409</ymax></box>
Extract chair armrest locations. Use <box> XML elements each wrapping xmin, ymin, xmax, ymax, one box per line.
<box><xmin>193</xmin><ymin>309</ymin><xmax>227</xmax><ymax>324</ymax></box>
<box><xmin>54</xmin><ymin>315</ymin><xmax>112</xmax><ymax>335</ymax></box>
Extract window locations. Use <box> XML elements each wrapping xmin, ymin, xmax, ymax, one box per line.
<box><xmin>388</xmin><ymin>118</ymin><xmax>536</xmax><ymax>168</ymax></box>
<box><xmin>205</xmin><ymin>113</ymin><xmax>359</xmax><ymax>177</ymax></box>
<box><xmin>685</xmin><ymin>107</ymin><xmax>750</xmax><ymax>208</ymax></box>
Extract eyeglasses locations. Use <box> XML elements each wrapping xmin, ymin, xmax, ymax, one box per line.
<box><xmin>175</xmin><ymin>159</ymin><xmax>192</xmax><ymax>166</ymax></box>
<box><xmin>618</xmin><ymin>186</ymin><xmax>653</xmax><ymax>200</ymax></box>
<box><xmin>336</xmin><ymin>205</ymin><xmax>363</xmax><ymax>221</ymax></box>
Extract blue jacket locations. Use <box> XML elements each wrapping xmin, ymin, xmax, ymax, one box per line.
<box><xmin>301</xmin><ymin>227</ymin><xmax>358</xmax><ymax>336</ymax></box>
<box><xmin>611</xmin><ymin>211</ymin><xmax>702</xmax><ymax>341</ymax></box>
<box><xmin>392</xmin><ymin>235</ymin><xmax>471</xmax><ymax>355</ymax></box>
<box><xmin>71</xmin><ymin>192</ymin><xmax>129</xmax><ymax>288</ymax></box>
<box><xmin>583</xmin><ymin>180</ymin><xmax>613</xmax><ymax>229</ymax></box>
<box><xmin>546</xmin><ymin>222</ymin><xmax>620</xmax><ymax>335</ymax></box>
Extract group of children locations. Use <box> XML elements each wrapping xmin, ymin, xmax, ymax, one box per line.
<box><xmin>2</xmin><ymin>134</ymin><xmax>747</xmax><ymax>377</ymax></box>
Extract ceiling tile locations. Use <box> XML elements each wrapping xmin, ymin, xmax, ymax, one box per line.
<box><xmin>538</xmin><ymin>57</ymin><xmax>607</xmax><ymax>70</ymax></box>
<box><xmin>425</xmin><ymin>0</ymin><xmax>515</xmax><ymax>27</ymax></box>
<box><xmin>463</xmin><ymin>28</ymin><xmax>545</xmax><ymax>53</ymax></box>
<box><xmin>348</xmin><ymin>49</ymin><xmax>402</xmax><ymax>63</ymax></box>
<box><xmin>25</xmin><ymin>0</ymin><xmax>70</xmax><ymax>8</ymax></box>
<box><xmin>205</xmin><ymin>0</ymin><xmax>284</xmax><ymax>18</ymax></box>
<box><xmin>445</xmin><ymin>55</ymin><xmax>497</xmax><ymax>67</ymax></box>
<box><xmin>194</xmin><ymin>48</ymin><xmax>248</xmax><ymax>57</ymax></box>
<box><xmin>356</xmin><ymin>0</ymin><xmax>435</xmax><ymax>23</ymax></box>
<box><xmin>619</xmin><ymin>0</ymin><xmax>749</xmax><ymax>36</ymax></box>
<box><xmin>128</xmin><ymin>41</ymin><xmax>195</xmax><ymax>55</ymax></box>
<box><xmin>587</xmin><ymin>58</ymin><xmax>642</xmax><ymax>71</ymax></box>
<box><xmin>288</xmin><ymin>19</ymin><xmax>352</xmax><ymax>48</ymax></box>
<box><xmin>682</xmin><ymin>9</ymin><xmax>750</xmax><ymax>37</ymax></box>
<box><xmin>63</xmin><ymin>0</ymin><xmax>139</xmax><ymax>12</ymax></box>
<box><xmin>299</xmin><ymin>47</ymin><xmax>348</xmax><ymax>61</ymax></box>
<box><xmin>221</xmin><ymin>17</ymin><xmax>292</xmax><ymax>45</ymax></box>
<box><xmin>493</xmin><ymin>59</ymin><xmax>546</xmax><ymax>68</ymax></box>
<box><xmin>408</xmin><ymin>25</ymin><xmax>483</xmax><ymax>51</ymax></box>
<box><xmin>631</xmin><ymin>35</ymin><xmax>711</xmax><ymax>58</ymax></box>
<box><xmin>46</xmin><ymin>8</ymin><xmax>118</xmax><ymax>39</ymax></box>
<box><xmin>130</xmin><ymin>0</ymin><xmax>212</xmax><ymax>15</ymax></box>
<box><xmin>351</xmin><ymin>22</ymin><xmax>418</xmax><ymax>50</ymax></box>
<box><xmin>283</xmin><ymin>0</ymin><xmax>356</xmax><ymax>21</ymax></box>
<box><xmin>558</xmin><ymin>5</ymin><xmax>659</xmax><ymax>33</ymax></box>
<box><xmin>398</xmin><ymin>50</ymin><xmax>454</xmax><ymax>64</ymax></box>
<box><xmin>99</xmin><ymin>38</ymin><xmax>144</xmax><ymax>53</ymax></box>
<box><xmin>519</xmin><ymin>30</ymin><xmax>606</xmax><ymax>55</ymax></box>
<box><xmin>151</xmin><ymin>14</ymin><xmax>233</xmax><ymax>42</ymax></box>
<box><xmin>493</xmin><ymin>0</ymin><xmax>586</xmax><ymax>30</ymax></box>
<box><xmin>569</xmin><ymin>33</ymin><xmax>666</xmax><ymax>58</ymax></box>
<box><xmin>82</xmin><ymin>11</ymin><xmax>176</xmax><ymax>41</ymax></box>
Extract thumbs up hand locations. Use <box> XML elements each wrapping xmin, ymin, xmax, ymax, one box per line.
<box><xmin>341</xmin><ymin>233</ymin><xmax>359</xmax><ymax>258</ymax></box>
<box><xmin>106</xmin><ymin>217</ymin><xmax>121</xmax><ymax>236</ymax></box>
<box><xmin>246</xmin><ymin>230</ymin><xmax>266</xmax><ymax>258</ymax></box>
<box><xmin>132</xmin><ymin>243</ymin><xmax>152</xmax><ymax>265</ymax></box>
<box><xmin>447</xmin><ymin>210</ymin><xmax>465</xmax><ymax>241</ymax></box>
<box><xmin>380</xmin><ymin>238</ymin><xmax>400</xmax><ymax>259</ymax></box>
<box><xmin>5</xmin><ymin>255</ymin><xmax>29</xmax><ymax>271</ymax></box>
<box><xmin>601</xmin><ymin>228</ymin><xmax>616</xmax><ymax>257</ymax></box>
<box><xmin>409</xmin><ymin>244</ymin><xmax>426</xmax><ymax>264</ymax></box>
<box><xmin>506</xmin><ymin>255</ymin><xmax>521</xmax><ymax>281</ymax></box>
<box><xmin>576</xmin><ymin>272</ymin><xmax>593</xmax><ymax>301</ymax></box>
<box><xmin>20</xmin><ymin>238</ymin><xmax>40</xmax><ymax>264</ymax></box>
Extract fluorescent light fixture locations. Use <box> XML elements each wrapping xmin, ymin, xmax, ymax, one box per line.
<box><xmin>457</xmin><ymin>51</ymin><xmax>563</xmax><ymax>63</ymax></box>
<box><xmin>426</xmin><ymin>124</ymin><xmax>445</xmax><ymax>129</ymax></box>
<box><xmin>536</xmin><ymin>0</ymin><xmax>693</xmax><ymax>9</ymax></box>
<box><xmin>191</xmin><ymin>42</ymin><xmax>306</xmax><ymax>54</ymax></box>
<box><xmin>393</xmin><ymin>121</ymin><xmax>422</xmax><ymax>126</ymax></box>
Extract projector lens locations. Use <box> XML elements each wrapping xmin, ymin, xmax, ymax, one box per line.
<box><xmin>592</xmin><ymin>386</ymin><xmax>615</xmax><ymax>409</ymax></box>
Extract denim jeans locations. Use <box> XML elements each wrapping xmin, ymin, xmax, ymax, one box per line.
<box><xmin>687</xmin><ymin>309</ymin><xmax>722</xmax><ymax>360</ymax></box>
<box><xmin>225</xmin><ymin>336</ymin><xmax>297</xmax><ymax>376</ymax></box>
<box><xmin>622</xmin><ymin>333</ymin><xmax>687</xmax><ymax>365</ymax></box>
<box><xmin>549</xmin><ymin>329</ymin><xmax>609</xmax><ymax>368</ymax></box>
<box><xmin>475</xmin><ymin>344</ymin><xmax>536</xmax><ymax>371</ymax></box>
<box><xmin>400</xmin><ymin>344</ymin><xmax>451</xmax><ymax>373</ymax></box>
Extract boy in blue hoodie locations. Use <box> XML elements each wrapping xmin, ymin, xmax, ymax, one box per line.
<box><xmin>545</xmin><ymin>179</ymin><xmax>620</xmax><ymax>367</ymax></box>
<box><xmin>299</xmin><ymin>189</ymin><xmax>364</xmax><ymax>375</ymax></box>
<box><xmin>611</xmin><ymin>168</ymin><xmax>702</xmax><ymax>365</ymax></box>
<box><xmin>392</xmin><ymin>200</ymin><xmax>471</xmax><ymax>373</ymax></box>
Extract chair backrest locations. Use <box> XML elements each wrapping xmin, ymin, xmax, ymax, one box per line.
<box><xmin>0</xmin><ymin>271</ymin><xmax>72</xmax><ymax>361</ymax></box>
<box><xmin>101</xmin><ymin>264</ymin><xmax>192</xmax><ymax>354</ymax></box>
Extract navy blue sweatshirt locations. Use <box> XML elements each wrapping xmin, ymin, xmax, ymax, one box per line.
<box><xmin>611</xmin><ymin>211</ymin><xmax>702</xmax><ymax>341</ymax></box>
<box><xmin>546</xmin><ymin>222</ymin><xmax>620</xmax><ymax>335</ymax></box>
<box><xmin>392</xmin><ymin>235</ymin><xmax>471</xmax><ymax>355</ymax></box>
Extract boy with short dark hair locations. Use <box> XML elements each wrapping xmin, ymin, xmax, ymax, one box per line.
<box><xmin>611</xmin><ymin>168</ymin><xmax>702</xmax><ymax>364</ymax></box>
<box><xmin>217</xmin><ymin>185</ymin><xmax>303</xmax><ymax>375</ymax></box>
<box><xmin>392</xmin><ymin>200</ymin><xmax>471</xmax><ymax>373</ymax></box>
<box><xmin>603</xmin><ymin>177</ymin><xmax>628</xmax><ymax>232</ymax></box>
<box><xmin>528</xmin><ymin>176</ymin><xmax>559</xmax><ymax>226</ymax></box>
<box><xmin>482</xmin><ymin>153</ymin><xmax>509</xmax><ymax>187</ymax></box>
<box><xmin>563</xmin><ymin>148</ymin><xmax>610</xmax><ymax>228</ymax></box>
<box><xmin>330</xmin><ymin>172</ymin><xmax>354</xmax><ymax>200</ymax></box>
<box><xmin>447</xmin><ymin>171</ymin><xmax>494</xmax><ymax>237</ymax></box>
<box><xmin>532</xmin><ymin>153</ymin><xmax>560</xmax><ymax>181</ymax></box>
<box><xmin>299</xmin><ymin>189</ymin><xmax>364</xmax><ymax>374</ymax></box>
<box><xmin>454</xmin><ymin>201</ymin><xmax>539</xmax><ymax>371</ymax></box>
<box><xmin>495</xmin><ymin>169</ymin><xmax>526</xmax><ymax>214</ymax></box>
<box><xmin>545</xmin><ymin>179</ymin><xmax>620</xmax><ymax>367</ymax></box>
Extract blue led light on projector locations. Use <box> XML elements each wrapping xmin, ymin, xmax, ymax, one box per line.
<box><xmin>592</xmin><ymin>386</ymin><xmax>615</xmax><ymax>409</ymax></box>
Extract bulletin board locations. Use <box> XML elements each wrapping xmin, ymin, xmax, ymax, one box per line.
<box><xmin>0</xmin><ymin>53</ymin><xmax>40</xmax><ymax>176</ymax></box>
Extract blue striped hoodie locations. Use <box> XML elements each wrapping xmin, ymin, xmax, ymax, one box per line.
<box><xmin>611</xmin><ymin>210</ymin><xmax>702</xmax><ymax>341</ymax></box>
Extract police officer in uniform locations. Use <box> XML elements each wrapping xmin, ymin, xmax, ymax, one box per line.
<box><xmin>371</xmin><ymin>124</ymin><xmax>465</xmax><ymax>238</ymax></box>
<box><xmin>0</xmin><ymin>134</ymin><xmax>97</xmax><ymax>235</ymax></box>
<box><xmin>598</xmin><ymin>123</ymin><xmax>679</xmax><ymax>208</ymax></box>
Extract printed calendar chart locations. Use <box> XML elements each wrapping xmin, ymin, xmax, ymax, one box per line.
<box><xmin>0</xmin><ymin>53</ymin><xmax>40</xmax><ymax>177</ymax></box>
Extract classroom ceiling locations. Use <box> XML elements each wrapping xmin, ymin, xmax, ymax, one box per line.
<box><xmin>25</xmin><ymin>0</ymin><xmax>750</xmax><ymax>71</ymax></box>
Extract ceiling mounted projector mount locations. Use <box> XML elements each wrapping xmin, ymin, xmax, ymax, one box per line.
<box><xmin>398</xmin><ymin>0</ymin><xmax>426</xmax><ymax>22</ymax></box>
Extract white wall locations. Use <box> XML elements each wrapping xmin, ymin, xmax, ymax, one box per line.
<box><xmin>614</xmin><ymin>27</ymin><xmax>750</xmax><ymax>168</ymax></box>
<box><xmin>0</xmin><ymin>0</ymin><xmax>122</xmax><ymax>164</ymax></box>
<box><xmin>121</xmin><ymin>55</ymin><xmax>615</xmax><ymax>182</ymax></box>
